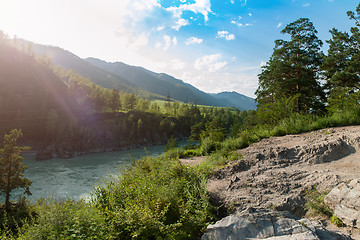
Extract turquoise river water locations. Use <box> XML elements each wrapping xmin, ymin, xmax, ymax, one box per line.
<box><xmin>7</xmin><ymin>144</ymin><xmax>166</xmax><ymax>202</ymax></box>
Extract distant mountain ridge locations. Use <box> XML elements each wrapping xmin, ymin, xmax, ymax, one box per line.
<box><xmin>27</xmin><ymin>41</ymin><xmax>256</xmax><ymax>110</ymax></box>
<box><xmin>211</xmin><ymin>91</ymin><xmax>257</xmax><ymax>111</ymax></box>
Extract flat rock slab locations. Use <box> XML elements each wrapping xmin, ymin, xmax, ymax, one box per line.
<box><xmin>325</xmin><ymin>179</ymin><xmax>360</xmax><ymax>228</ymax></box>
<box><xmin>202</xmin><ymin>208</ymin><xmax>351</xmax><ymax>240</ymax></box>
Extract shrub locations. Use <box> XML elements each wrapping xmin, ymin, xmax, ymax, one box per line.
<box><xmin>181</xmin><ymin>149</ymin><xmax>199</xmax><ymax>158</ymax></box>
<box><xmin>93</xmin><ymin>155</ymin><xmax>214</xmax><ymax>239</ymax></box>
<box><xmin>199</xmin><ymin>137</ymin><xmax>220</xmax><ymax>155</ymax></box>
<box><xmin>18</xmin><ymin>199</ymin><xmax>109</xmax><ymax>240</ymax></box>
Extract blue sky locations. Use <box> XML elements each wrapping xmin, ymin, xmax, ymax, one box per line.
<box><xmin>0</xmin><ymin>0</ymin><xmax>357</xmax><ymax>97</ymax></box>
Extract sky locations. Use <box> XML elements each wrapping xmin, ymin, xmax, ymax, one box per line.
<box><xmin>0</xmin><ymin>0</ymin><xmax>358</xmax><ymax>98</ymax></box>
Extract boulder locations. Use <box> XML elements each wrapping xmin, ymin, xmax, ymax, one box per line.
<box><xmin>324</xmin><ymin>179</ymin><xmax>360</xmax><ymax>228</ymax></box>
<box><xmin>201</xmin><ymin>208</ymin><xmax>351</xmax><ymax>240</ymax></box>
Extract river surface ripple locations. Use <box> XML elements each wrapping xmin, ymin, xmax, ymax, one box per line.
<box><xmin>8</xmin><ymin>145</ymin><xmax>166</xmax><ymax>202</ymax></box>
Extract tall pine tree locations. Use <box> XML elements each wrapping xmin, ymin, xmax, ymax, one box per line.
<box><xmin>256</xmin><ymin>18</ymin><xmax>325</xmax><ymax>114</ymax></box>
<box><xmin>322</xmin><ymin>3</ymin><xmax>360</xmax><ymax>113</ymax></box>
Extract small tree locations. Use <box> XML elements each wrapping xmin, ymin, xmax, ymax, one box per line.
<box><xmin>0</xmin><ymin>129</ymin><xmax>31</xmax><ymax>211</ymax></box>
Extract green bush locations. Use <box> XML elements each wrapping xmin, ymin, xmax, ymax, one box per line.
<box><xmin>164</xmin><ymin>136</ymin><xmax>178</xmax><ymax>152</ymax></box>
<box><xmin>181</xmin><ymin>149</ymin><xmax>199</xmax><ymax>158</ymax></box>
<box><xmin>93</xmin><ymin>155</ymin><xmax>214</xmax><ymax>239</ymax></box>
<box><xmin>199</xmin><ymin>137</ymin><xmax>220</xmax><ymax>155</ymax></box>
<box><xmin>18</xmin><ymin>199</ymin><xmax>109</xmax><ymax>240</ymax></box>
<box><xmin>0</xmin><ymin>197</ymin><xmax>34</xmax><ymax>238</ymax></box>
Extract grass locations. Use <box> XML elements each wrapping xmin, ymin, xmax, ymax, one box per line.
<box><xmin>304</xmin><ymin>186</ymin><xmax>345</xmax><ymax>228</ymax></box>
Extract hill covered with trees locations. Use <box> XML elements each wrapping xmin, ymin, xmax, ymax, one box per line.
<box><xmin>24</xmin><ymin>41</ymin><xmax>256</xmax><ymax>110</ymax></box>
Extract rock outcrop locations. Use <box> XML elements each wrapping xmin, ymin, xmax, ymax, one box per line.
<box><xmin>202</xmin><ymin>126</ymin><xmax>360</xmax><ymax>239</ymax></box>
<box><xmin>325</xmin><ymin>179</ymin><xmax>360</xmax><ymax>228</ymax></box>
<box><xmin>202</xmin><ymin>208</ymin><xmax>351</xmax><ymax>240</ymax></box>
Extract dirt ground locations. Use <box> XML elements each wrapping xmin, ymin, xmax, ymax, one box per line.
<box><xmin>182</xmin><ymin>125</ymin><xmax>360</xmax><ymax>239</ymax></box>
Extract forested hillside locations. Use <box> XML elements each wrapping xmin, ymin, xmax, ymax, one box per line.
<box><xmin>20</xmin><ymin>41</ymin><xmax>255</xmax><ymax>110</ymax></box>
<box><xmin>0</xmin><ymin>36</ymin><xmax>79</xmax><ymax>143</ymax></box>
<box><xmin>87</xmin><ymin>57</ymin><xmax>255</xmax><ymax>109</ymax></box>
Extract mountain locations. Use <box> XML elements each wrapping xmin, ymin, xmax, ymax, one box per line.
<box><xmin>212</xmin><ymin>92</ymin><xmax>257</xmax><ymax>111</ymax></box>
<box><xmin>86</xmin><ymin>58</ymin><xmax>224</xmax><ymax>106</ymax></box>
<box><xmin>0</xmin><ymin>40</ymin><xmax>81</xmax><ymax>142</ymax></box>
<box><xmin>27</xmin><ymin>41</ymin><xmax>164</xmax><ymax>99</ymax></box>
<box><xmin>26</xmin><ymin>41</ymin><xmax>256</xmax><ymax>110</ymax></box>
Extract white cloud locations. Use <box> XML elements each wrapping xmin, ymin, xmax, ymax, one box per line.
<box><xmin>217</xmin><ymin>31</ymin><xmax>235</xmax><ymax>40</ymax></box>
<box><xmin>131</xmin><ymin>0</ymin><xmax>160</xmax><ymax>11</ymax></box>
<box><xmin>163</xmin><ymin>35</ymin><xmax>171</xmax><ymax>50</ymax></box>
<box><xmin>166</xmin><ymin>0</ymin><xmax>212</xmax><ymax>22</ymax></box>
<box><xmin>248</xmin><ymin>13</ymin><xmax>252</xmax><ymax>17</ymax></box>
<box><xmin>230</xmin><ymin>0</ymin><xmax>235</xmax><ymax>4</ymax></box>
<box><xmin>186</xmin><ymin>37</ymin><xmax>203</xmax><ymax>45</ymax></box>
<box><xmin>157</xmin><ymin>35</ymin><xmax>176</xmax><ymax>50</ymax></box>
<box><xmin>157</xmin><ymin>26</ymin><xmax>164</xmax><ymax>31</ymax></box>
<box><xmin>231</xmin><ymin>19</ymin><xmax>252</xmax><ymax>28</ymax></box>
<box><xmin>303</xmin><ymin>3</ymin><xmax>310</xmax><ymax>7</ymax></box>
<box><xmin>128</xmin><ymin>32</ymin><xmax>148</xmax><ymax>50</ymax></box>
<box><xmin>226</xmin><ymin>34</ymin><xmax>235</xmax><ymax>40</ymax></box>
<box><xmin>172</xmin><ymin>18</ymin><xmax>189</xmax><ymax>31</ymax></box>
<box><xmin>155</xmin><ymin>42</ymin><xmax>162</xmax><ymax>49</ymax></box>
<box><xmin>194</xmin><ymin>54</ymin><xmax>228</xmax><ymax>72</ymax></box>
<box><xmin>171</xmin><ymin>59</ymin><xmax>186</xmax><ymax>70</ymax></box>
<box><xmin>277</xmin><ymin>22</ymin><xmax>283</xmax><ymax>28</ymax></box>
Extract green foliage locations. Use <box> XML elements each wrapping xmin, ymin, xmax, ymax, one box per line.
<box><xmin>256</xmin><ymin>18</ymin><xmax>325</xmax><ymax>114</ymax></box>
<box><xmin>93</xmin><ymin>155</ymin><xmax>214</xmax><ymax>239</ymax></box>
<box><xmin>195</xmin><ymin>150</ymin><xmax>243</xmax><ymax>177</ymax></box>
<box><xmin>304</xmin><ymin>186</ymin><xmax>345</xmax><ymax>227</ymax></box>
<box><xmin>181</xmin><ymin>149</ymin><xmax>199</xmax><ymax>158</ymax></box>
<box><xmin>200</xmin><ymin>119</ymin><xmax>226</xmax><ymax>143</ymax></box>
<box><xmin>164</xmin><ymin>136</ymin><xmax>178</xmax><ymax>152</ymax></box>
<box><xmin>18</xmin><ymin>199</ymin><xmax>109</xmax><ymax>240</ymax></box>
<box><xmin>330</xmin><ymin>214</ymin><xmax>344</xmax><ymax>227</ymax></box>
<box><xmin>257</xmin><ymin>94</ymin><xmax>300</xmax><ymax>125</ymax></box>
<box><xmin>0</xmin><ymin>197</ymin><xmax>33</xmax><ymax>237</ymax></box>
<box><xmin>305</xmin><ymin>187</ymin><xmax>332</xmax><ymax>218</ymax></box>
<box><xmin>0</xmin><ymin>129</ymin><xmax>31</xmax><ymax>211</ymax></box>
<box><xmin>199</xmin><ymin>137</ymin><xmax>221</xmax><ymax>155</ymax></box>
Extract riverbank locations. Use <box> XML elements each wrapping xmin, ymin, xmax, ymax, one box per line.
<box><xmin>33</xmin><ymin>139</ymin><xmax>176</xmax><ymax>161</ymax></box>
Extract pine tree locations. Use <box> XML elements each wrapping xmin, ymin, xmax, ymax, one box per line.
<box><xmin>0</xmin><ymin>129</ymin><xmax>31</xmax><ymax>211</ymax></box>
<box><xmin>322</xmin><ymin>3</ymin><xmax>360</xmax><ymax>112</ymax></box>
<box><xmin>256</xmin><ymin>18</ymin><xmax>325</xmax><ymax>114</ymax></box>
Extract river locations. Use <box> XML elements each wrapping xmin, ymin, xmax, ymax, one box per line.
<box><xmin>6</xmin><ymin>144</ymin><xmax>166</xmax><ymax>202</ymax></box>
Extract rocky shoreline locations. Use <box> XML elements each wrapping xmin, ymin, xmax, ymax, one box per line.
<box><xmin>202</xmin><ymin>126</ymin><xmax>360</xmax><ymax>239</ymax></box>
